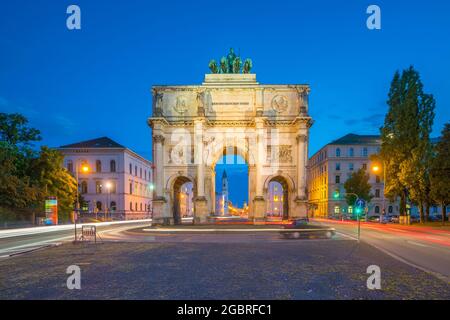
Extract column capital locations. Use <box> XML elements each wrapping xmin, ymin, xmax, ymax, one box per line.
<box><xmin>153</xmin><ymin>135</ymin><xmax>165</xmax><ymax>144</ymax></box>
<box><xmin>296</xmin><ymin>134</ymin><xmax>307</xmax><ymax>143</ymax></box>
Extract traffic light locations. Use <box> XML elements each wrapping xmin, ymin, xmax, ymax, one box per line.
<box><xmin>355</xmin><ymin>206</ymin><xmax>362</xmax><ymax>215</ymax></box>
<box><xmin>333</xmin><ymin>191</ymin><xmax>340</xmax><ymax>199</ymax></box>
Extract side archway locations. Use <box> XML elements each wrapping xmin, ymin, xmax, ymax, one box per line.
<box><xmin>167</xmin><ymin>174</ymin><xmax>195</xmax><ymax>225</ymax></box>
<box><xmin>264</xmin><ymin>174</ymin><xmax>295</xmax><ymax>220</ymax></box>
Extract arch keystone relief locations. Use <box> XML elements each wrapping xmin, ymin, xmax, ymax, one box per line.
<box><xmin>148</xmin><ymin>67</ymin><xmax>312</xmax><ymax>225</ymax></box>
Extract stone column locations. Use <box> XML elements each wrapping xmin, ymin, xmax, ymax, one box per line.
<box><xmin>253</xmin><ymin>118</ymin><xmax>266</xmax><ymax>222</ymax></box>
<box><xmin>293</xmin><ymin>133</ymin><xmax>308</xmax><ymax>218</ymax></box>
<box><xmin>296</xmin><ymin>134</ymin><xmax>307</xmax><ymax>199</ymax></box>
<box><xmin>194</xmin><ymin>119</ymin><xmax>208</xmax><ymax>223</ymax></box>
<box><xmin>152</xmin><ymin>134</ymin><xmax>167</xmax><ymax>224</ymax></box>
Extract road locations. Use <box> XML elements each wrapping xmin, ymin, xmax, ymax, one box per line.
<box><xmin>311</xmin><ymin>218</ymin><xmax>450</xmax><ymax>282</ymax></box>
<box><xmin>0</xmin><ymin>220</ymin><xmax>152</xmax><ymax>257</ymax></box>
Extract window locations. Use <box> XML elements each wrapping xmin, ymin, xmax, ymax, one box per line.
<box><xmin>336</xmin><ymin>163</ymin><xmax>340</xmax><ymax>171</ymax></box>
<box><xmin>135</xmin><ymin>202</ymin><xmax>138</xmax><ymax>211</ymax></box>
<box><xmin>375</xmin><ymin>206</ymin><xmax>380</xmax><ymax>214</ymax></box>
<box><xmin>129</xmin><ymin>163</ymin><xmax>132</xmax><ymax>174</ymax></box>
<box><xmin>67</xmin><ymin>160</ymin><xmax>73</xmax><ymax>173</ymax></box>
<box><xmin>334</xmin><ymin>206</ymin><xmax>340</xmax><ymax>214</ymax></box>
<box><xmin>348</xmin><ymin>206</ymin><xmax>353</xmax><ymax>214</ymax></box>
<box><xmin>140</xmin><ymin>168</ymin><xmax>142</xmax><ymax>178</ymax></box>
<box><xmin>110</xmin><ymin>160</ymin><xmax>116</xmax><ymax>172</ymax></box>
<box><xmin>110</xmin><ymin>201</ymin><xmax>117</xmax><ymax>212</ymax></box>
<box><xmin>130</xmin><ymin>182</ymin><xmax>133</xmax><ymax>194</ymax></box>
<box><xmin>376</xmin><ymin>175</ymin><xmax>381</xmax><ymax>183</ymax></box>
<box><xmin>362</xmin><ymin>163</ymin><xmax>367</xmax><ymax>170</ymax></box>
<box><xmin>349</xmin><ymin>148</ymin><xmax>354</xmax><ymax>157</ymax></box>
<box><xmin>96</xmin><ymin>181</ymin><xmax>102</xmax><ymax>194</ymax></box>
<box><xmin>96</xmin><ymin>201</ymin><xmax>102</xmax><ymax>211</ymax></box>
<box><xmin>144</xmin><ymin>170</ymin><xmax>147</xmax><ymax>180</ymax></box>
<box><xmin>336</xmin><ymin>148</ymin><xmax>341</xmax><ymax>157</ymax></box>
<box><xmin>140</xmin><ymin>203</ymin><xmax>142</xmax><ymax>211</ymax></box>
<box><xmin>363</xmin><ymin>148</ymin><xmax>368</xmax><ymax>157</ymax></box>
<box><xmin>81</xmin><ymin>181</ymin><xmax>88</xmax><ymax>194</ymax></box>
<box><xmin>135</xmin><ymin>166</ymin><xmax>137</xmax><ymax>176</ymax></box>
<box><xmin>349</xmin><ymin>163</ymin><xmax>354</xmax><ymax>171</ymax></box>
<box><xmin>130</xmin><ymin>202</ymin><xmax>133</xmax><ymax>211</ymax></box>
<box><xmin>335</xmin><ymin>175</ymin><xmax>340</xmax><ymax>184</ymax></box>
<box><xmin>375</xmin><ymin>189</ymin><xmax>380</xmax><ymax>197</ymax></box>
<box><xmin>96</xmin><ymin>160</ymin><xmax>102</xmax><ymax>173</ymax></box>
<box><xmin>388</xmin><ymin>206</ymin><xmax>393</xmax><ymax>214</ymax></box>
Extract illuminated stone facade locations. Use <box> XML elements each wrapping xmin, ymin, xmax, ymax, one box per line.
<box><xmin>148</xmin><ymin>73</ymin><xmax>312</xmax><ymax>224</ymax></box>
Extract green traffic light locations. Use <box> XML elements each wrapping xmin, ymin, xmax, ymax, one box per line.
<box><xmin>333</xmin><ymin>191</ymin><xmax>339</xmax><ymax>199</ymax></box>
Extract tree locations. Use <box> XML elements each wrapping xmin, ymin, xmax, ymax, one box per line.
<box><xmin>28</xmin><ymin>147</ymin><xmax>77</xmax><ymax>222</ymax></box>
<box><xmin>0</xmin><ymin>142</ymin><xmax>40</xmax><ymax>212</ymax></box>
<box><xmin>430</xmin><ymin>123</ymin><xmax>450</xmax><ymax>224</ymax></box>
<box><xmin>0</xmin><ymin>113</ymin><xmax>76</xmax><ymax>223</ymax></box>
<box><xmin>380</xmin><ymin>66</ymin><xmax>435</xmax><ymax>221</ymax></box>
<box><xmin>0</xmin><ymin>113</ymin><xmax>41</xmax><ymax>146</ymax></box>
<box><xmin>344</xmin><ymin>168</ymin><xmax>373</xmax><ymax>208</ymax></box>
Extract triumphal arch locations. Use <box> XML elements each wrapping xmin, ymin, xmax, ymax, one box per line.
<box><xmin>148</xmin><ymin>50</ymin><xmax>312</xmax><ymax>224</ymax></box>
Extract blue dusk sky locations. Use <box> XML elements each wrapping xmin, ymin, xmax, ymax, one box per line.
<box><xmin>1</xmin><ymin>0</ymin><xmax>449</xmax><ymax>207</ymax></box>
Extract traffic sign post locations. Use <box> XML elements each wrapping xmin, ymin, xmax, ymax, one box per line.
<box><xmin>355</xmin><ymin>198</ymin><xmax>366</xmax><ymax>242</ymax></box>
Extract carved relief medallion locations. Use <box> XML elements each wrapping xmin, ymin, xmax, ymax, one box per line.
<box><xmin>168</xmin><ymin>145</ymin><xmax>186</xmax><ymax>164</ymax></box>
<box><xmin>271</xmin><ymin>95</ymin><xmax>289</xmax><ymax>113</ymax></box>
<box><xmin>174</xmin><ymin>96</ymin><xmax>189</xmax><ymax>114</ymax></box>
<box><xmin>267</xmin><ymin>145</ymin><xmax>293</xmax><ymax>163</ymax></box>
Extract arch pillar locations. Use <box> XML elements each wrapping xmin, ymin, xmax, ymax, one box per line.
<box><xmin>152</xmin><ymin>134</ymin><xmax>168</xmax><ymax>225</ymax></box>
<box><xmin>194</xmin><ymin>118</ymin><xmax>208</xmax><ymax>223</ymax></box>
<box><xmin>252</xmin><ymin>117</ymin><xmax>266</xmax><ymax>222</ymax></box>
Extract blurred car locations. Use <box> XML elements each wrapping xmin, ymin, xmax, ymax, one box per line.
<box><xmin>428</xmin><ymin>215</ymin><xmax>441</xmax><ymax>222</ymax></box>
<box><xmin>285</xmin><ymin>218</ymin><xmax>309</xmax><ymax>228</ymax></box>
<box><xmin>389</xmin><ymin>215</ymin><xmax>399</xmax><ymax>223</ymax></box>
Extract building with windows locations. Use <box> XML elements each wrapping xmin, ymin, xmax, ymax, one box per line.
<box><xmin>59</xmin><ymin>137</ymin><xmax>153</xmax><ymax>220</ymax></box>
<box><xmin>307</xmin><ymin>133</ymin><xmax>399</xmax><ymax>218</ymax></box>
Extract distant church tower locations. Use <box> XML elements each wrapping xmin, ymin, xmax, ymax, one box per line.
<box><xmin>222</xmin><ymin>170</ymin><xmax>229</xmax><ymax>216</ymax></box>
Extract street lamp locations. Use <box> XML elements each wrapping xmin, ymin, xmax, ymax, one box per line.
<box><xmin>75</xmin><ymin>160</ymin><xmax>89</xmax><ymax>241</ymax></box>
<box><xmin>371</xmin><ymin>161</ymin><xmax>386</xmax><ymax>223</ymax></box>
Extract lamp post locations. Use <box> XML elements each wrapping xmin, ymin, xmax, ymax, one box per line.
<box><xmin>372</xmin><ymin>161</ymin><xmax>386</xmax><ymax>224</ymax></box>
<box><xmin>75</xmin><ymin>161</ymin><xmax>89</xmax><ymax>242</ymax></box>
<box><xmin>337</xmin><ymin>191</ymin><xmax>362</xmax><ymax>241</ymax></box>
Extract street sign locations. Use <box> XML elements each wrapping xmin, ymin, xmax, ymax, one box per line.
<box><xmin>81</xmin><ymin>225</ymin><xmax>97</xmax><ymax>243</ymax></box>
<box><xmin>356</xmin><ymin>198</ymin><xmax>366</xmax><ymax>208</ymax></box>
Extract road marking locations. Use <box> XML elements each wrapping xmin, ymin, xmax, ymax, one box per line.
<box><xmin>0</xmin><ymin>219</ymin><xmax>152</xmax><ymax>239</ymax></box>
<box><xmin>406</xmin><ymin>240</ymin><xmax>429</xmax><ymax>247</ymax></box>
<box><xmin>334</xmin><ymin>229</ymin><xmax>449</xmax><ymax>283</ymax></box>
<box><xmin>387</xmin><ymin>228</ymin><xmax>408</xmax><ymax>233</ymax></box>
<box><xmin>142</xmin><ymin>228</ymin><xmax>335</xmax><ymax>233</ymax></box>
<box><xmin>335</xmin><ymin>231</ymin><xmax>358</xmax><ymax>241</ymax></box>
<box><xmin>0</xmin><ymin>235</ymin><xmax>73</xmax><ymax>255</ymax></box>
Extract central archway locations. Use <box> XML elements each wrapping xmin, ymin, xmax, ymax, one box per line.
<box><xmin>210</xmin><ymin>145</ymin><xmax>251</xmax><ymax>218</ymax></box>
